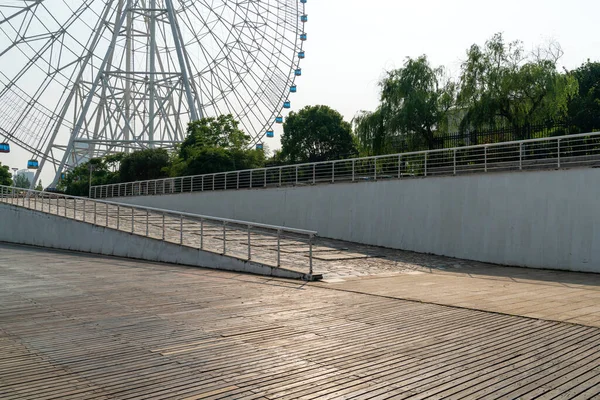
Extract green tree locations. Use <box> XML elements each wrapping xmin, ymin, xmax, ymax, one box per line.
<box><xmin>58</xmin><ymin>156</ymin><xmax>121</xmax><ymax>196</ymax></box>
<box><xmin>281</xmin><ymin>105</ymin><xmax>357</xmax><ymax>162</ymax></box>
<box><xmin>119</xmin><ymin>148</ymin><xmax>170</xmax><ymax>182</ymax></box>
<box><xmin>354</xmin><ymin>56</ymin><xmax>455</xmax><ymax>154</ymax></box>
<box><xmin>458</xmin><ymin>33</ymin><xmax>578</xmax><ymax>138</ymax></box>
<box><xmin>35</xmin><ymin>180</ymin><xmax>43</xmax><ymax>191</ymax></box>
<box><xmin>170</xmin><ymin>115</ymin><xmax>264</xmax><ymax>176</ymax></box>
<box><xmin>0</xmin><ymin>162</ymin><xmax>11</xmax><ymax>186</ymax></box>
<box><xmin>13</xmin><ymin>174</ymin><xmax>31</xmax><ymax>189</ymax></box>
<box><xmin>567</xmin><ymin>60</ymin><xmax>600</xmax><ymax>133</ymax></box>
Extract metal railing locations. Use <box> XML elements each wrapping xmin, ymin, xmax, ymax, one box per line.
<box><xmin>91</xmin><ymin>131</ymin><xmax>600</xmax><ymax>199</ymax></box>
<box><xmin>0</xmin><ymin>185</ymin><xmax>317</xmax><ymax>278</ymax></box>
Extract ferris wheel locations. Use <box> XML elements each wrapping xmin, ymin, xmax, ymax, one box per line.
<box><xmin>0</xmin><ymin>0</ymin><xmax>308</xmax><ymax>186</ymax></box>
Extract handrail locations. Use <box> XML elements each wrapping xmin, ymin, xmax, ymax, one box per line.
<box><xmin>0</xmin><ymin>185</ymin><xmax>317</xmax><ymax>277</ymax></box>
<box><xmin>90</xmin><ymin>130</ymin><xmax>600</xmax><ymax>199</ymax></box>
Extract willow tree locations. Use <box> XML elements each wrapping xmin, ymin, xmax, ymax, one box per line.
<box><xmin>354</xmin><ymin>55</ymin><xmax>455</xmax><ymax>155</ymax></box>
<box><xmin>458</xmin><ymin>33</ymin><xmax>578</xmax><ymax>138</ymax></box>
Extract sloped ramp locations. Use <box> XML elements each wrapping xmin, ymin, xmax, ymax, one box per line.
<box><xmin>0</xmin><ymin>202</ymin><xmax>313</xmax><ymax>280</ymax></box>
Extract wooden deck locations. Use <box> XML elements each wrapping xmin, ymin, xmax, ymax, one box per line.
<box><xmin>1</xmin><ymin>243</ymin><xmax>600</xmax><ymax>399</ymax></box>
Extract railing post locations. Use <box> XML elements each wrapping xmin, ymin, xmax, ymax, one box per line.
<box><xmin>249</xmin><ymin>170</ymin><xmax>253</xmax><ymax>189</ymax></box>
<box><xmin>180</xmin><ymin>178</ymin><xmax>184</xmax><ymax>193</ymax></box>
<box><xmin>374</xmin><ymin>158</ymin><xmax>377</xmax><ymax>180</ymax></box>
<box><xmin>74</xmin><ymin>198</ymin><xmax>77</xmax><ymax>219</ymax></box>
<box><xmin>264</xmin><ymin>169</ymin><xmax>267</xmax><ymax>187</ymax></box>
<box><xmin>83</xmin><ymin>199</ymin><xmax>86</xmax><ymax>222</ymax></box>
<box><xmin>352</xmin><ymin>159</ymin><xmax>356</xmax><ymax>182</ymax></box>
<box><xmin>277</xmin><ymin>229</ymin><xmax>281</xmax><ymax>267</ymax></box>
<box><xmin>557</xmin><ymin>139</ymin><xmax>561</xmax><ymax>168</ymax></box>
<box><xmin>237</xmin><ymin>172</ymin><xmax>240</xmax><ymax>190</ymax></box>
<box><xmin>223</xmin><ymin>221</ymin><xmax>227</xmax><ymax>255</ymax></box>
<box><xmin>162</xmin><ymin>213</ymin><xmax>165</xmax><ymax>240</ymax></box>
<box><xmin>212</xmin><ymin>174</ymin><xmax>215</xmax><ymax>191</ymax></box>
<box><xmin>424</xmin><ymin>154</ymin><xmax>427</xmax><ymax>177</ymax></box>
<box><xmin>279</xmin><ymin>167</ymin><xmax>282</xmax><ymax>186</ymax></box>
<box><xmin>295</xmin><ymin>166</ymin><xmax>298</xmax><ymax>185</ymax></box>
<box><xmin>453</xmin><ymin>150</ymin><xmax>457</xmax><ymax>175</ymax></box>
<box><xmin>224</xmin><ymin>173</ymin><xmax>227</xmax><ymax>190</ymax></box>
<box><xmin>398</xmin><ymin>155</ymin><xmax>402</xmax><ymax>179</ymax></box>
<box><xmin>180</xmin><ymin>215</ymin><xmax>183</xmax><ymax>244</ymax></box>
<box><xmin>94</xmin><ymin>202</ymin><xmax>97</xmax><ymax>225</ymax></box>
<box><xmin>64</xmin><ymin>197</ymin><xmax>67</xmax><ymax>217</ymax></box>
<box><xmin>484</xmin><ymin>146</ymin><xmax>488</xmax><ymax>172</ymax></box>
<box><xmin>519</xmin><ymin>143</ymin><xmax>523</xmax><ymax>170</ymax></box>
<box><xmin>247</xmin><ymin>225</ymin><xmax>252</xmax><ymax>260</ymax></box>
<box><xmin>131</xmin><ymin>207</ymin><xmax>135</xmax><ymax>233</ymax></box>
<box><xmin>146</xmin><ymin>209</ymin><xmax>149</xmax><ymax>237</ymax></box>
<box><xmin>191</xmin><ymin>177</ymin><xmax>195</xmax><ymax>192</ymax></box>
<box><xmin>312</xmin><ymin>164</ymin><xmax>316</xmax><ymax>184</ymax></box>
<box><xmin>201</xmin><ymin>176</ymin><xmax>204</xmax><ymax>192</ymax></box>
<box><xmin>309</xmin><ymin>234</ymin><xmax>314</xmax><ymax>277</ymax></box>
<box><xmin>105</xmin><ymin>203</ymin><xmax>109</xmax><ymax>226</ymax></box>
<box><xmin>116</xmin><ymin>205</ymin><xmax>120</xmax><ymax>230</ymax></box>
<box><xmin>332</xmin><ymin>162</ymin><xmax>335</xmax><ymax>183</ymax></box>
<box><xmin>200</xmin><ymin>218</ymin><xmax>204</xmax><ymax>249</ymax></box>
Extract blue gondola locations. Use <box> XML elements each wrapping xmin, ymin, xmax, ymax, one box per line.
<box><xmin>295</xmin><ymin>69</ymin><xmax>302</xmax><ymax>76</ymax></box>
<box><xmin>298</xmin><ymin>51</ymin><xmax>305</xmax><ymax>59</ymax></box>
<box><xmin>300</xmin><ymin>33</ymin><xmax>307</xmax><ymax>41</ymax></box>
<box><xmin>301</xmin><ymin>0</ymin><xmax>306</xmax><ymax>3</ymax></box>
<box><xmin>276</xmin><ymin>116</ymin><xmax>283</xmax><ymax>123</ymax></box>
<box><xmin>283</xmin><ymin>101</ymin><xmax>291</xmax><ymax>109</ymax></box>
<box><xmin>290</xmin><ymin>86</ymin><xmax>297</xmax><ymax>93</ymax></box>
<box><xmin>0</xmin><ymin>142</ymin><xmax>9</xmax><ymax>153</ymax></box>
<box><xmin>27</xmin><ymin>159</ymin><xmax>39</xmax><ymax>170</ymax></box>
<box><xmin>301</xmin><ymin>15</ymin><xmax>308</xmax><ymax>23</ymax></box>
<box><xmin>256</xmin><ymin>143</ymin><xmax>264</xmax><ymax>150</ymax></box>
<box><xmin>266</xmin><ymin>131</ymin><xmax>274</xmax><ymax>138</ymax></box>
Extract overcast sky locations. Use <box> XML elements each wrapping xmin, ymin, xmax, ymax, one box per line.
<box><xmin>3</xmin><ymin>0</ymin><xmax>600</xmax><ymax>185</ymax></box>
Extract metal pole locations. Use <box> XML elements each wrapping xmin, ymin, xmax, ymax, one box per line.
<box><xmin>247</xmin><ymin>225</ymin><xmax>251</xmax><ymax>260</ymax></box>
<box><xmin>353</xmin><ymin>160</ymin><xmax>356</xmax><ymax>182</ymax></box>
<box><xmin>162</xmin><ymin>213</ymin><xmax>165</xmax><ymax>240</ymax></box>
<box><xmin>277</xmin><ymin>229</ymin><xmax>281</xmax><ymax>267</ymax></box>
<box><xmin>83</xmin><ymin>199</ymin><xmax>86</xmax><ymax>222</ymax></box>
<box><xmin>424</xmin><ymin>154</ymin><xmax>427</xmax><ymax>177</ymax></box>
<box><xmin>212</xmin><ymin>175</ymin><xmax>215</xmax><ymax>191</ymax></box>
<box><xmin>398</xmin><ymin>155</ymin><xmax>401</xmax><ymax>179</ymax></box>
<box><xmin>453</xmin><ymin>150</ymin><xmax>457</xmax><ymax>175</ymax></box>
<box><xmin>519</xmin><ymin>143</ymin><xmax>523</xmax><ymax>170</ymax></box>
<box><xmin>374</xmin><ymin>158</ymin><xmax>377</xmax><ymax>180</ymax></box>
<box><xmin>279</xmin><ymin>167</ymin><xmax>282</xmax><ymax>186</ymax></box>
<box><xmin>131</xmin><ymin>207</ymin><xmax>135</xmax><ymax>233</ymax></box>
<box><xmin>312</xmin><ymin>164</ymin><xmax>316</xmax><ymax>184</ymax></box>
<box><xmin>264</xmin><ymin>169</ymin><xmax>267</xmax><ymax>187</ymax></box>
<box><xmin>180</xmin><ymin>215</ymin><xmax>183</xmax><ymax>244</ymax></box>
<box><xmin>484</xmin><ymin>146</ymin><xmax>488</xmax><ymax>172</ymax></box>
<box><xmin>74</xmin><ymin>197</ymin><xmax>77</xmax><ymax>219</ymax></box>
<box><xmin>237</xmin><ymin>172</ymin><xmax>240</xmax><ymax>190</ymax></box>
<box><xmin>94</xmin><ymin>202</ymin><xmax>97</xmax><ymax>225</ymax></box>
<box><xmin>331</xmin><ymin>162</ymin><xmax>335</xmax><ymax>183</ymax></box>
<box><xmin>557</xmin><ymin>139</ymin><xmax>561</xmax><ymax>168</ymax></box>
<box><xmin>200</xmin><ymin>218</ymin><xmax>204</xmax><ymax>249</ymax></box>
<box><xmin>295</xmin><ymin>166</ymin><xmax>298</xmax><ymax>185</ymax></box>
<box><xmin>105</xmin><ymin>203</ymin><xmax>109</xmax><ymax>226</ymax></box>
<box><xmin>249</xmin><ymin>170</ymin><xmax>253</xmax><ymax>189</ymax></box>
<box><xmin>222</xmin><ymin>221</ymin><xmax>227</xmax><ymax>254</ymax></box>
<box><xmin>309</xmin><ymin>234</ymin><xmax>314</xmax><ymax>277</ymax></box>
<box><xmin>116</xmin><ymin>205</ymin><xmax>120</xmax><ymax>229</ymax></box>
<box><xmin>146</xmin><ymin>209</ymin><xmax>149</xmax><ymax>236</ymax></box>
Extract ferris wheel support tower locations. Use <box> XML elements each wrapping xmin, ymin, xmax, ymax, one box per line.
<box><xmin>41</xmin><ymin>0</ymin><xmax>203</xmax><ymax>187</ymax></box>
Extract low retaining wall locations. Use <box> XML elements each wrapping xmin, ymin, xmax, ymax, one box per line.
<box><xmin>116</xmin><ymin>168</ymin><xmax>600</xmax><ymax>273</ymax></box>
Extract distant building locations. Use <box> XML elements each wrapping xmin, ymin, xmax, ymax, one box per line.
<box><xmin>16</xmin><ymin>169</ymin><xmax>35</xmax><ymax>185</ymax></box>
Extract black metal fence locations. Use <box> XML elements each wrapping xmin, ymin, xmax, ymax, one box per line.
<box><xmin>389</xmin><ymin>120</ymin><xmax>578</xmax><ymax>153</ymax></box>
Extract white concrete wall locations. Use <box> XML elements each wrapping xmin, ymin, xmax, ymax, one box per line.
<box><xmin>0</xmin><ymin>204</ymin><xmax>307</xmax><ymax>280</ymax></box>
<box><xmin>116</xmin><ymin>168</ymin><xmax>600</xmax><ymax>273</ymax></box>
